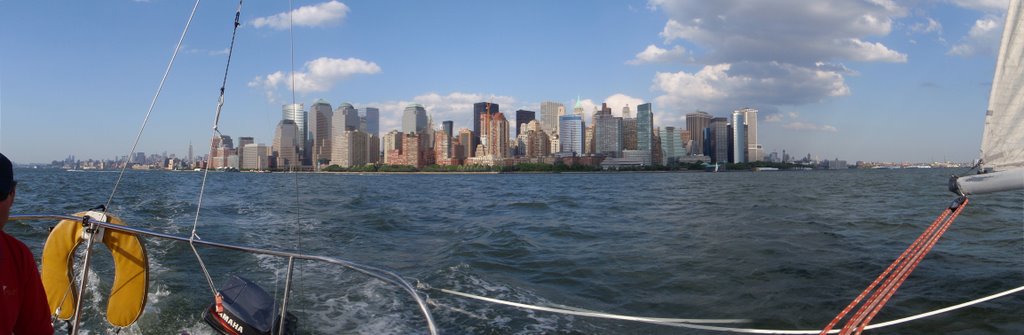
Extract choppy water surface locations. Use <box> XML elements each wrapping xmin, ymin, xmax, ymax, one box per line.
<box><xmin>7</xmin><ymin>168</ymin><xmax>1023</xmax><ymax>334</ymax></box>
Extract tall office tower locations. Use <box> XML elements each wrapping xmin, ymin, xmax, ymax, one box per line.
<box><xmin>334</xmin><ymin>103</ymin><xmax>360</xmax><ymax>131</ymax></box>
<box><xmin>457</xmin><ymin>128</ymin><xmax>473</xmax><ymax>163</ymax></box>
<box><xmin>594</xmin><ymin>107</ymin><xmax>623</xmax><ymax>157</ymax></box>
<box><xmin>434</xmin><ymin>130</ymin><xmax>457</xmax><ymax>165</ymax></box>
<box><xmin>282</xmin><ymin>103</ymin><xmax>308</xmax><ymax>165</ymax></box>
<box><xmin>523</xmin><ymin>120</ymin><xmax>551</xmax><ymax>158</ymax></box>
<box><xmin>403</xmin><ymin>104</ymin><xmax>428</xmax><ymax>134</ymax></box>
<box><xmin>187</xmin><ymin>141</ymin><xmax>193</xmax><ymax>166</ymax></box>
<box><xmin>237</xmin><ymin>137</ymin><xmax>254</xmax><ymax>169</ymax></box>
<box><xmin>367</xmin><ymin>134</ymin><xmax>380</xmax><ymax>164</ymax></box>
<box><xmin>273</xmin><ymin>120</ymin><xmax>300</xmax><ymax>169</ymax></box>
<box><xmin>659</xmin><ymin>126</ymin><xmax>685</xmax><ymax>165</ymax></box>
<box><xmin>572</xmin><ymin>96</ymin><xmax>584</xmax><ymax>116</ymax></box>
<box><xmin>731</xmin><ymin>110</ymin><xmax>747</xmax><ymax>163</ymax></box>
<box><xmin>477</xmin><ymin>111</ymin><xmax>509</xmax><ymax>158</ymax></box>
<box><xmin>559</xmin><ymin>114</ymin><xmax>584</xmax><ymax>155</ymax></box>
<box><xmin>241</xmin><ymin>143</ymin><xmax>269</xmax><ymax>170</ymax></box>
<box><xmin>333</xmin><ymin>129</ymin><xmax>368</xmax><ymax>167</ymax></box>
<box><xmin>685</xmin><ymin>111</ymin><xmax>712</xmax><ymax>155</ymax></box>
<box><xmin>622</xmin><ymin>106</ymin><xmax>637</xmax><ymax>150</ymax></box>
<box><xmin>362</xmin><ymin>107</ymin><xmax>380</xmax><ymax>136</ymax></box>
<box><xmin>539</xmin><ymin>101</ymin><xmax>563</xmax><ymax>138</ymax></box>
<box><xmin>442</xmin><ymin>120</ymin><xmax>454</xmax><ymax>138</ymax></box>
<box><xmin>584</xmin><ymin>124</ymin><xmax>595</xmax><ymax>155</ymax></box>
<box><xmin>679</xmin><ymin>130</ymin><xmax>691</xmax><ymax>155</ymax></box>
<box><xmin>309</xmin><ymin>99</ymin><xmax>333</xmax><ymax>166</ymax></box>
<box><xmin>472</xmin><ymin>102</ymin><xmax>498</xmax><ymax>157</ymax></box>
<box><xmin>382</xmin><ymin>130</ymin><xmax>402</xmax><ymax>164</ymax></box>
<box><xmin>637</xmin><ymin>103</ymin><xmax>654</xmax><ymax>151</ymax></box>
<box><xmin>209</xmin><ymin>135</ymin><xmax>234</xmax><ymax>169</ymax></box>
<box><xmin>651</xmin><ymin>128</ymin><xmax>663</xmax><ymax>166</ymax></box>
<box><xmin>710</xmin><ymin>117</ymin><xmax>729</xmax><ymax>163</ymax></box>
<box><xmin>515</xmin><ymin>109</ymin><xmax>536</xmax><ymax>137</ymax></box>
<box><xmin>737</xmin><ymin>108</ymin><xmax>762</xmax><ymax>162</ymax></box>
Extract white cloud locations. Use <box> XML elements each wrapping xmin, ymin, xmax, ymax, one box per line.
<box><xmin>250</xmin><ymin>1</ymin><xmax>349</xmax><ymax>30</ymax></box>
<box><xmin>949</xmin><ymin>0</ymin><xmax>1009</xmax><ymax>12</ymax></box>
<box><xmin>910</xmin><ymin>18</ymin><xmax>943</xmax><ymax>34</ymax></box>
<box><xmin>842</xmin><ymin>38</ymin><xmax>907</xmax><ymax>62</ymax></box>
<box><xmin>783</xmin><ymin>122</ymin><xmax>838</xmax><ymax>132</ymax></box>
<box><xmin>249</xmin><ymin>57</ymin><xmax>380</xmax><ymax>100</ymax></box>
<box><xmin>603</xmin><ymin>94</ymin><xmax>646</xmax><ymax>116</ymax></box>
<box><xmin>652</xmin><ymin>62</ymin><xmax>849</xmax><ymax>122</ymax></box>
<box><xmin>948</xmin><ymin>16</ymin><xmax>1003</xmax><ymax>56</ymax></box>
<box><xmin>627</xmin><ymin>44</ymin><xmax>688</xmax><ymax>65</ymax></box>
<box><xmin>764</xmin><ymin>114</ymin><xmax>784</xmax><ymax>122</ymax></box>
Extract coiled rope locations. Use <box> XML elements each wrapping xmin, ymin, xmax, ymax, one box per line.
<box><xmin>190</xmin><ymin>0</ymin><xmax>244</xmax><ymax>299</ymax></box>
<box><xmin>820</xmin><ymin>197</ymin><xmax>969</xmax><ymax>335</ymax></box>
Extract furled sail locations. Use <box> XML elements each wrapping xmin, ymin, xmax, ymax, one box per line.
<box><xmin>980</xmin><ymin>0</ymin><xmax>1024</xmax><ymax>172</ymax></box>
<box><xmin>956</xmin><ymin>0</ymin><xmax>1024</xmax><ymax>195</ymax></box>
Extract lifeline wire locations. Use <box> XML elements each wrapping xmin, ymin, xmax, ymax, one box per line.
<box><xmin>106</xmin><ymin>0</ymin><xmax>202</xmax><ymax>210</ymax></box>
<box><xmin>191</xmin><ymin>0</ymin><xmax>245</xmax><ymax>298</ymax></box>
<box><xmin>429</xmin><ymin>284</ymin><xmax>1024</xmax><ymax>334</ymax></box>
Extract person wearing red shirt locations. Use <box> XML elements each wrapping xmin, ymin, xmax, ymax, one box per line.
<box><xmin>0</xmin><ymin>153</ymin><xmax>54</xmax><ymax>334</ymax></box>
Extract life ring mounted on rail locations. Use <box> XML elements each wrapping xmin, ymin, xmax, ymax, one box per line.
<box><xmin>40</xmin><ymin>211</ymin><xmax>148</xmax><ymax>328</ymax></box>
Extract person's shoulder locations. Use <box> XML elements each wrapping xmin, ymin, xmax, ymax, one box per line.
<box><xmin>0</xmin><ymin>231</ymin><xmax>31</xmax><ymax>253</ymax></box>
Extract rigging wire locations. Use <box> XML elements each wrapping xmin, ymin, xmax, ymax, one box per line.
<box><xmin>105</xmin><ymin>0</ymin><xmax>202</xmax><ymax>210</ymax></box>
<box><xmin>190</xmin><ymin>0</ymin><xmax>245</xmax><ymax>298</ymax></box>
<box><xmin>427</xmin><ymin>284</ymin><xmax>1024</xmax><ymax>334</ymax></box>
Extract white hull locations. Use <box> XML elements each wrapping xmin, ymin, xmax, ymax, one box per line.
<box><xmin>954</xmin><ymin>167</ymin><xmax>1024</xmax><ymax>195</ymax></box>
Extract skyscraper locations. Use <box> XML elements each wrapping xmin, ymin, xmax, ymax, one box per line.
<box><xmin>559</xmin><ymin>114</ymin><xmax>584</xmax><ymax>155</ymax></box>
<box><xmin>594</xmin><ymin>104</ymin><xmax>623</xmax><ymax>157</ymax></box>
<box><xmin>539</xmin><ymin>101</ymin><xmax>563</xmax><ymax>138</ymax></box>
<box><xmin>273</xmin><ymin>120</ymin><xmax>299</xmax><ymax>169</ymax></box>
<box><xmin>710</xmin><ymin>117</ymin><xmax>729</xmax><ymax>163</ymax></box>
<box><xmin>637</xmin><ymin>103</ymin><xmax>654</xmax><ymax>153</ymax></box>
<box><xmin>403</xmin><ymin>104</ymin><xmax>428</xmax><ymax>134</ymax></box>
<box><xmin>282</xmin><ymin>103</ymin><xmax>308</xmax><ymax>165</ymax></box>
<box><xmin>685</xmin><ymin>111</ymin><xmax>712</xmax><ymax>156</ymax></box>
<box><xmin>310</xmin><ymin>99</ymin><xmax>333</xmax><ymax>166</ymax></box>
<box><xmin>515</xmin><ymin>109</ymin><xmax>536</xmax><ymax>137</ymax></box>
<box><xmin>622</xmin><ymin>106</ymin><xmax>638</xmax><ymax>151</ymax></box>
<box><xmin>442</xmin><ymin>120</ymin><xmax>454</xmax><ymax>138</ymax></box>
<box><xmin>731</xmin><ymin>110</ymin><xmax>747</xmax><ymax>163</ymax></box>
<box><xmin>660</xmin><ymin>126</ymin><xmax>684</xmax><ymax>165</ymax></box>
<box><xmin>334</xmin><ymin>103</ymin><xmax>360</xmax><ymax>131</ymax></box>
<box><xmin>737</xmin><ymin>108</ymin><xmax>762</xmax><ymax>162</ymax></box>
<box><xmin>363</xmin><ymin>107</ymin><xmax>380</xmax><ymax>137</ymax></box>
<box><xmin>472</xmin><ymin>102</ymin><xmax>498</xmax><ymax>157</ymax></box>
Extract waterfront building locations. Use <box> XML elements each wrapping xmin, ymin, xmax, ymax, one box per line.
<box><xmin>434</xmin><ymin>130</ymin><xmax>458</xmax><ymax>166</ymax></box>
<box><xmin>472</xmin><ymin>102</ymin><xmax>498</xmax><ymax>157</ymax></box>
<box><xmin>622</xmin><ymin>106</ymin><xmax>637</xmax><ymax>151</ymax></box>
<box><xmin>710</xmin><ymin>117</ymin><xmax>729</xmax><ymax>164</ymax></box>
<box><xmin>679</xmin><ymin>130</ymin><xmax>691</xmax><ymax>155</ymax></box>
<box><xmin>309</xmin><ymin>99</ymin><xmax>333</xmax><ymax>166</ymax></box>
<box><xmin>442</xmin><ymin>120</ymin><xmax>454</xmax><ymax>138</ymax></box>
<box><xmin>208</xmin><ymin>135</ymin><xmax>235</xmax><ymax>169</ymax></box>
<box><xmin>362</xmin><ymin>107</ymin><xmax>380</xmax><ymax>137</ymax></box>
<box><xmin>539</xmin><ymin>101</ymin><xmax>564</xmax><ymax>139</ymax></box>
<box><xmin>333</xmin><ymin>129</ymin><xmax>368</xmax><ymax>167</ymax></box>
<box><xmin>584</xmin><ymin>124</ymin><xmax>595</xmax><ymax>155</ymax></box>
<box><xmin>594</xmin><ymin>103</ymin><xmax>623</xmax><ymax>157</ymax></box>
<box><xmin>273</xmin><ymin>120</ymin><xmax>300</xmax><ymax>169</ymax></box>
<box><xmin>558</xmin><ymin>114</ymin><xmax>584</xmax><ymax>155</ymax></box>
<box><xmin>468</xmin><ymin>111</ymin><xmax>510</xmax><ymax>166</ymax></box>
<box><xmin>241</xmin><ymin>143</ymin><xmax>269</xmax><ymax>170</ymax></box>
<box><xmin>237</xmin><ymin>137</ymin><xmax>254</xmax><ymax>169</ymax></box>
<box><xmin>731</xmin><ymin>110</ymin><xmax>747</xmax><ymax>163</ymax></box>
<box><xmin>402</xmin><ymin>104</ymin><xmax>428</xmax><ymax>135</ymax></box>
<box><xmin>636</xmin><ymin>103</ymin><xmax>654</xmax><ymax>164</ymax></box>
<box><xmin>382</xmin><ymin>130</ymin><xmax>402</xmax><ymax>165</ymax></box>
<box><xmin>457</xmin><ymin>128</ymin><xmax>473</xmax><ymax>163</ymax></box>
<box><xmin>660</xmin><ymin>126</ymin><xmax>685</xmax><ymax>165</ymax></box>
<box><xmin>282</xmin><ymin>103</ymin><xmax>308</xmax><ymax>165</ymax></box>
<box><xmin>651</xmin><ymin>128</ymin><xmax>663</xmax><ymax>166</ymax></box>
<box><xmin>685</xmin><ymin>111</ymin><xmax>711</xmax><ymax>156</ymax></box>
<box><xmin>515</xmin><ymin>109</ymin><xmax>536</xmax><ymax>137</ymax></box>
<box><xmin>737</xmin><ymin>108</ymin><xmax>762</xmax><ymax>162</ymax></box>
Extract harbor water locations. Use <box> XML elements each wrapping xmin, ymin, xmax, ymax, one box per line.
<box><xmin>6</xmin><ymin>168</ymin><xmax>1023</xmax><ymax>334</ymax></box>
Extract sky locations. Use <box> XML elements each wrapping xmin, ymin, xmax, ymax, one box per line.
<box><xmin>0</xmin><ymin>0</ymin><xmax>1011</xmax><ymax>164</ymax></box>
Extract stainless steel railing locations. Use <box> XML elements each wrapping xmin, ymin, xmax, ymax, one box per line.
<box><xmin>9</xmin><ymin>214</ymin><xmax>438</xmax><ymax>335</ymax></box>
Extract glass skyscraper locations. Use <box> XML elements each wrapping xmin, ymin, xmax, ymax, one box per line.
<box><xmin>559</xmin><ymin>115</ymin><xmax>584</xmax><ymax>155</ymax></box>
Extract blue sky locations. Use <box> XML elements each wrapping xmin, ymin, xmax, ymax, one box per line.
<box><xmin>0</xmin><ymin>0</ymin><xmax>1010</xmax><ymax>164</ymax></box>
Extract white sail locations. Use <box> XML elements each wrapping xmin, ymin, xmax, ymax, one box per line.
<box><xmin>979</xmin><ymin>0</ymin><xmax>1024</xmax><ymax>172</ymax></box>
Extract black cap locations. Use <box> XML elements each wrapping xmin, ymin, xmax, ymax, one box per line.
<box><xmin>0</xmin><ymin>153</ymin><xmax>13</xmax><ymax>196</ymax></box>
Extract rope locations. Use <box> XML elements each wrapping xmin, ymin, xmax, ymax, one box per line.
<box><xmin>190</xmin><ymin>0</ymin><xmax>245</xmax><ymax>299</ymax></box>
<box><xmin>820</xmin><ymin>197</ymin><xmax>969</xmax><ymax>335</ymax></box>
<box><xmin>429</xmin><ymin>284</ymin><xmax>1024</xmax><ymax>334</ymax></box>
<box><xmin>105</xmin><ymin>0</ymin><xmax>202</xmax><ymax>209</ymax></box>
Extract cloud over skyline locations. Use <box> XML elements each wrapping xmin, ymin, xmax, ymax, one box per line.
<box><xmin>250</xmin><ymin>0</ymin><xmax>349</xmax><ymax>30</ymax></box>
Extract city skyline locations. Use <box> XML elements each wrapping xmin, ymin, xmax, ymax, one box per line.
<box><xmin>0</xmin><ymin>1</ymin><xmax>1009</xmax><ymax>163</ymax></box>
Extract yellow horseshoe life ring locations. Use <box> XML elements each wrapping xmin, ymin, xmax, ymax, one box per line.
<box><xmin>40</xmin><ymin>211</ymin><xmax>148</xmax><ymax>328</ymax></box>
